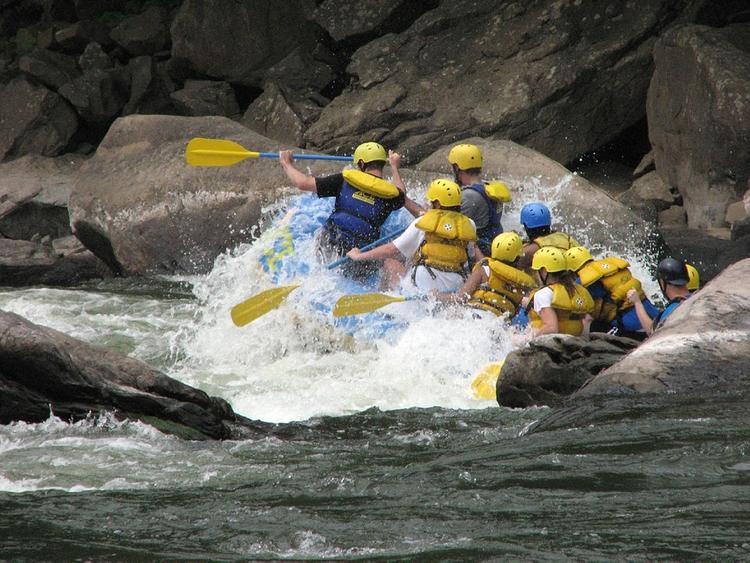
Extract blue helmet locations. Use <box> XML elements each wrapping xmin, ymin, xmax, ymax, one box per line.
<box><xmin>520</xmin><ymin>203</ymin><xmax>551</xmax><ymax>229</ymax></box>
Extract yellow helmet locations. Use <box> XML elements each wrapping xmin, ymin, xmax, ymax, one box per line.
<box><xmin>426</xmin><ymin>178</ymin><xmax>462</xmax><ymax>207</ymax></box>
<box><xmin>531</xmin><ymin>247</ymin><xmax>568</xmax><ymax>273</ymax></box>
<box><xmin>491</xmin><ymin>232</ymin><xmax>523</xmax><ymax>262</ymax></box>
<box><xmin>448</xmin><ymin>144</ymin><xmax>482</xmax><ymax>170</ymax></box>
<box><xmin>686</xmin><ymin>263</ymin><xmax>700</xmax><ymax>291</ymax></box>
<box><xmin>353</xmin><ymin>142</ymin><xmax>387</xmax><ymax>165</ymax></box>
<box><xmin>565</xmin><ymin>246</ymin><xmax>593</xmax><ymax>272</ymax></box>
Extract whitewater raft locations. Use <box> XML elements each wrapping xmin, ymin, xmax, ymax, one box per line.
<box><xmin>254</xmin><ymin>194</ymin><xmax>416</xmax><ymax>341</ymax></box>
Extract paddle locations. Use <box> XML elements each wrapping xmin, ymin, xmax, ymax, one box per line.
<box><xmin>326</xmin><ymin>227</ymin><xmax>407</xmax><ymax>270</ymax></box>
<box><xmin>230</xmin><ymin>285</ymin><xmax>300</xmax><ymax>327</ymax></box>
<box><xmin>470</xmin><ymin>361</ymin><xmax>505</xmax><ymax>400</ymax></box>
<box><xmin>186</xmin><ymin>138</ymin><xmax>352</xmax><ymax>167</ymax></box>
<box><xmin>333</xmin><ymin>292</ymin><xmax>421</xmax><ymax>317</ymax></box>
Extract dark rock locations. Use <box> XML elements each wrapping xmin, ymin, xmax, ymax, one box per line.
<box><xmin>170</xmin><ymin>0</ymin><xmax>321</xmax><ymax>89</ymax></box>
<box><xmin>54</xmin><ymin>19</ymin><xmax>111</xmax><ymax>52</ymax></box>
<box><xmin>0</xmin><ymin>237</ymin><xmax>111</xmax><ymax>285</ymax></box>
<box><xmin>633</xmin><ymin>150</ymin><xmax>655</xmax><ymax>178</ymax></box>
<box><xmin>241</xmin><ymin>81</ymin><xmax>309</xmax><ymax>146</ymax></box>
<box><xmin>306</xmin><ymin>0</ymin><xmax>697</xmax><ymax>164</ymax></box>
<box><xmin>312</xmin><ymin>0</ymin><xmax>406</xmax><ymax>42</ymax></box>
<box><xmin>733</xmin><ymin>217</ymin><xmax>750</xmax><ymax>241</ymax></box>
<box><xmin>264</xmin><ymin>45</ymin><xmax>336</xmax><ymax>92</ymax></box>
<box><xmin>497</xmin><ymin>333</ymin><xmax>639</xmax><ymax>408</ymax></box>
<box><xmin>110</xmin><ymin>6</ymin><xmax>168</xmax><ymax>56</ymax></box>
<box><xmin>58</xmin><ymin>67</ymin><xmax>129</xmax><ymax>129</ymax></box>
<box><xmin>78</xmin><ymin>41</ymin><xmax>111</xmax><ymax>71</ymax></box>
<box><xmin>618</xmin><ymin>170</ymin><xmax>675</xmax><ymax>213</ymax></box>
<box><xmin>122</xmin><ymin>55</ymin><xmax>153</xmax><ymax>115</ymax></box>
<box><xmin>574</xmin><ymin>257</ymin><xmax>750</xmax><ymax>398</ymax></box>
<box><xmin>0</xmin><ymin>154</ymin><xmax>83</xmax><ymax>240</ymax></box>
<box><xmin>660</xmin><ymin>226</ymin><xmax>750</xmax><ymax>283</ymax></box>
<box><xmin>0</xmin><ymin>77</ymin><xmax>79</xmax><ymax>161</ymax></box>
<box><xmin>68</xmin><ymin>114</ymin><xmax>345</xmax><ymax>275</ymax></box>
<box><xmin>72</xmin><ymin>0</ymin><xmax>125</xmax><ymax>20</ymax></box>
<box><xmin>648</xmin><ymin>23</ymin><xmax>750</xmax><ymax>228</ymax></box>
<box><xmin>18</xmin><ymin>47</ymin><xmax>80</xmax><ymax>89</ymax></box>
<box><xmin>0</xmin><ymin>310</ymin><xmax>266</xmax><ymax>439</ymax></box>
<box><xmin>170</xmin><ymin>79</ymin><xmax>240</xmax><ymax>118</ymax></box>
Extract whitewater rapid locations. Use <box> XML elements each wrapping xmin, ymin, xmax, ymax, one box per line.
<box><xmin>0</xmin><ymin>174</ymin><xmax>660</xmax><ymax>424</ymax></box>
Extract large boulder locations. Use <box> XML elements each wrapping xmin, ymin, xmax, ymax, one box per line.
<box><xmin>416</xmin><ymin>139</ymin><xmax>663</xmax><ymax>260</ymax></box>
<box><xmin>0</xmin><ymin>154</ymin><xmax>82</xmax><ymax>240</ymax></box>
<box><xmin>574</xmin><ymin>257</ymin><xmax>750</xmax><ymax>398</ymax></box>
<box><xmin>306</xmin><ymin>0</ymin><xmax>697</xmax><ymax>164</ymax></box>
<box><xmin>648</xmin><ymin>23</ymin><xmax>750</xmax><ymax>229</ymax></box>
<box><xmin>0</xmin><ymin>310</ymin><xmax>266</xmax><ymax>439</ymax></box>
<box><xmin>170</xmin><ymin>0</ymin><xmax>330</xmax><ymax>90</ymax></box>
<box><xmin>0</xmin><ymin>77</ymin><xmax>79</xmax><ymax>161</ymax></box>
<box><xmin>312</xmin><ymin>0</ymin><xmax>408</xmax><ymax>43</ymax></box>
<box><xmin>0</xmin><ymin>237</ymin><xmax>111</xmax><ymax>286</ymax></box>
<box><xmin>497</xmin><ymin>333</ymin><xmax>639</xmax><ymax>408</ymax></box>
<box><xmin>68</xmin><ymin>115</ymin><xmax>346</xmax><ymax>275</ymax></box>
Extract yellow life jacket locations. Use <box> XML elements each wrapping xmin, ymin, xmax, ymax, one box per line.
<box><xmin>342</xmin><ymin>169</ymin><xmax>400</xmax><ymax>199</ymax></box>
<box><xmin>483</xmin><ymin>181</ymin><xmax>512</xmax><ymax>203</ymax></box>
<box><xmin>533</xmin><ymin>231</ymin><xmax>579</xmax><ymax>250</ymax></box>
<box><xmin>414</xmin><ymin>209</ymin><xmax>477</xmax><ymax>273</ymax></box>
<box><xmin>469</xmin><ymin>258</ymin><xmax>537</xmax><ymax>316</ymax></box>
<box><xmin>578</xmin><ymin>256</ymin><xmax>645</xmax><ymax>321</ymax></box>
<box><xmin>528</xmin><ymin>282</ymin><xmax>595</xmax><ymax>336</ymax></box>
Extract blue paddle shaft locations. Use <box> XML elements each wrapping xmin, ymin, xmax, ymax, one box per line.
<box><xmin>258</xmin><ymin>152</ymin><xmax>352</xmax><ymax>162</ymax></box>
<box><xmin>327</xmin><ymin>227</ymin><xmax>407</xmax><ymax>270</ymax></box>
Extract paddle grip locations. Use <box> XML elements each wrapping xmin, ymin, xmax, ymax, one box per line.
<box><xmin>258</xmin><ymin>152</ymin><xmax>352</xmax><ymax>161</ymax></box>
<box><xmin>326</xmin><ymin>227</ymin><xmax>408</xmax><ymax>270</ymax></box>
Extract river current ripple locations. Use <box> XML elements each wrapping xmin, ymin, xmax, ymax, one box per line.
<box><xmin>2</xmin><ymin>402</ymin><xmax>750</xmax><ymax>559</ymax></box>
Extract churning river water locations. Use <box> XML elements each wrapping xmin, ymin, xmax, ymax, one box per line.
<box><xmin>1</xmin><ymin>189</ymin><xmax>749</xmax><ymax>559</ymax></box>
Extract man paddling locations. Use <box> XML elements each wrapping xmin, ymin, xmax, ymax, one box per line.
<box><xmin>279</xmin><ymin>142</ymin><xmax>421</xmax><ymax>280</ymax></box>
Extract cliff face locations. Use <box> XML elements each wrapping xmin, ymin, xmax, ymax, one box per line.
<box><xmin>0</xmin><ymin>0</ymin><xmax>706</xmax><ymax>163</ymax></box>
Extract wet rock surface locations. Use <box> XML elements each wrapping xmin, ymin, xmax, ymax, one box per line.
<box><xmin>0</xmin><ymin>310</ymin><xmax>268</xmax><ymax>440</ymax></box>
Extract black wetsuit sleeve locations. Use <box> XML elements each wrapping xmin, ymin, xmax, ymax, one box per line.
<box><xmin>315</xmin><ymin>173</ymin><xmax>345</xmax><ymax>198</ymax></box>
<box><xmin>388</xmin><ymin>191</ymin><xmax>406</xmax><ymax>211</ymax></box>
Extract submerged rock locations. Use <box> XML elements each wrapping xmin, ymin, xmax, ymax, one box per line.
<box><xmin>0</xmin><ymin>311</ymin><xmax>267</xmax><ymax>440</ymax></box>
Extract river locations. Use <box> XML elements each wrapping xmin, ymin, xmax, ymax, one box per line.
<box><xmin>1</xmin><ymin>193</ymin><xmax>749</xmax><ymax>559</ymax></box>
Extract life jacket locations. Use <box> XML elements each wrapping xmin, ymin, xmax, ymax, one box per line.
<box><xmin>413</xmin><ymin>209</ymin><xmax>476</xmax><ymax>274</ymax></box>
<box><xmin>327</xmin><ymin>170</ymin><xmax>401</xmax><ymax>249</ymax></box>
<box><xmin>462</xmin><ymin>182</ymin><xmax>510</xmax><ymax>251</ymax></box>
<box><xmin>528</xmin><ymin>282</ymin><xmax>595</xmax><ymax>336</ymax></box>
<box><xmin>652</xmin><ymin>296</ymin><xmax>687</xmax><ymax>331</ymax></box>
<box><xmin>577</xmin><ymin>256</ymin><xmax>646</xmax><ymax>322</ymax></box>
<box><xmin>533</xmin><ymin>231</ymin><xmax>579</xmax><ymax>250</ymax></box>
<box><xmin>468</xmin><ymin>258</ymin><xmax>537</xmax><ymax>316</ymax></box>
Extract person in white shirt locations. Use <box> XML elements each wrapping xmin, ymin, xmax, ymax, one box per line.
<box><xmin>346</xmin><ymin>179</ymin><xmax>477</xmax><ymax>293</ymax></box>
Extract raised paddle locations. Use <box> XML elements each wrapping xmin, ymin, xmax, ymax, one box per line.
<box><xmin>470</xmin><ymin>361</ymin><xmax>505</xmax><ymax>400</ymax></box>
<box><xmin>186</xmin><ymin>138</ymin><xmax>352</xmax><ymax>167</ymax></box>
<box><xmin>230</xmin><ymin>285</ymin><xmax>300</xmax><ymax>327</ymax></box>
<box><xmin>333</xmin><ymin>292</ymin><xmax>421</xmax><ymax>317</ymax></box>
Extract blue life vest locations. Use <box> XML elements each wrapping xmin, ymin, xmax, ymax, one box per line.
<box><xmin>326</xmin><ymin>180</ymin><xmax>397</xmax><ymax>251</ymax></box>
<box><xmin>652</xmin><ymin>296</ymin><xmax>687</xmax><ymax>331</ymax></box>
<box><xmin>463</xmin><ymin>183</ymin><xmax>503</xmax><ymax>254</ymax></box>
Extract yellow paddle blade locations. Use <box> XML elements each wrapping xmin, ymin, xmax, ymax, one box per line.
<box><xmin>332</xmin><ymin>293</ymin><xmax>408</xmax><ymax>317</ymax></box>
<box><xmin>230</xmin><ymin>285</ymin><xmax>299</xmax><ymax>327</ymax></box>
<box><xmin>186</xmin><ymin>138</ymin><xmax>260</xmax><ymax>167</ymax></box>
<box><xmin>471</xmin><ymin>361</ymin><xmax>505</xmax><ymax>400</ymax></box>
